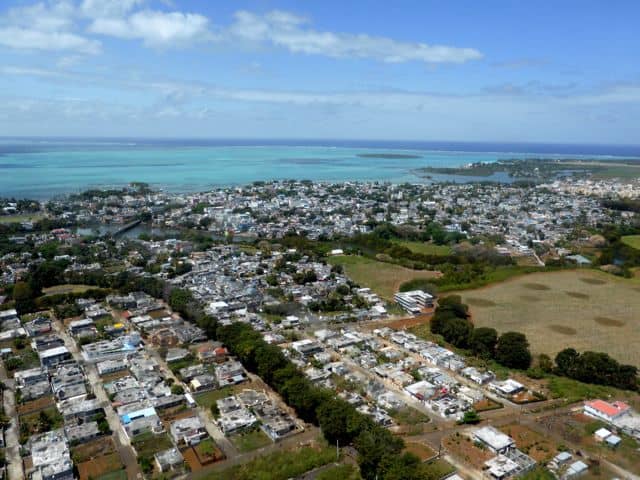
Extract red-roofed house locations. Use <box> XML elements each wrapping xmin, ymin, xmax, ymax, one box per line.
<box><xmin>584</xmin><ymin>400</ymin><xmax>630</xmax><ymax>422</ymax></box>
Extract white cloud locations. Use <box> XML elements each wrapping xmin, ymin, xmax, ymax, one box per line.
<box><xmin>0</xmin><ymin>26</ymin><xmax>100</xmax><ymax>54</ymax></box>
<box><xmin>228</xmin><ymin>10</ymin><xmax>482</xmax><ymax>64</ymax></box>
<box><xmin>80</xmin><ymin>0</ymin><xmax>145</xmax><ymax>19</ymax></box>
<box><xmin>89</xmin><ymin>9</ymin><xmax>211</xmax><ymax>46</ymax></box>
<box><xmin>0</xmin><ymin>1</ymin><xmax>100</xmax><ymax>54</ymax></box>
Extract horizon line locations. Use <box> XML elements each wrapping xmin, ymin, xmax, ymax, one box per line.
<box><xmin>1</xmin><ymin>136</ymin><xmax>640</xmax><ymax>148</ymax></box>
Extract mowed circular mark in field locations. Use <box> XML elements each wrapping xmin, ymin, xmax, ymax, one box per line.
<box><xmin>548</xmin><ymin>325</ymin><xmax>577</xmax><ymax>335</ymax></box>
<box><xmin>519</xmin><ymin>295</ymin><xmax>540</xmax><ymax>302</ymax></box>
<box><xmin>565</xmin><ymin>291</ymin><xmax>590</xmax><ymax>300</ymax></box>
<box><xmin>523</xmin><ymin>283</ymin><xmax>551</xmax><ymax>291</ymax></box>
<box><xmin>580</xmin><ymin>277</ymin><xmax>607</xmax><ymax>285</ymax></box>
<box><xmin>465</xmin><ymin>297</ymin><xmax>497</xmax><ymax>307</ymax></box>
<box><xmin>594</xmin><ymin>316</ymin><xmax>626</xmax><ymax>327</ymax></box>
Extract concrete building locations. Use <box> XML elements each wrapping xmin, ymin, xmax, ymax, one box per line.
<box><xmin>393</xmin><ymin>290</ymin><xmax>434</xmax><ymax>315</ymax></box>
<box><xmin>169</xmin><ymin>416</ymin><xmax>207</xmax><ymax>446</ymax></box>
<box><xmin>155</xmin><ymin>448</ymin><xmax>184</xmax><ymax>472</ymax></box>
<box><xmin>39</xmin><ymin>346</ymin><xmax>72</xmax><ymax>368</ymax></box>
<box><xmin>473</xmin><ymin>426</ymin><xmax>515</xmax><ymax>454</ymax></box>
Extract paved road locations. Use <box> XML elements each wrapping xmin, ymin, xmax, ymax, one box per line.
<box><xmin>54</xmin><ymin>320</ymin><xmax>143</xmax><ymax>480</ymax></box>
<box><xmin>0</xmin><ymin>364</ymin><xmax>23</xmax><ymax>480</ymax></box>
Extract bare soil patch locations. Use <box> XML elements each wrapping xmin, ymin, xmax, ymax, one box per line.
<box><xmin>499</xmin><ymin>424</ymin><xmax>557</xmax><ymax>463</ymax></box>
<box><xmin>443</xmin><ymin>434</ymin><xmax>493</xmax><ymax>469</ymax></box>
<box><xmin>548</xmin><ymin>325</ymin><xmax>577</xmax><ymax>335</ymax></box>
<box><xmin>77</xmin><ymin>453</ymin><xmax>123</xmax><ymax>480</ymax></box>
<box><xmin>386</xmin><ymin>314</ymin><xmax>431</xmax><ymax>330</ymax></box>
<box><xmin>17</xmin><ymin>395</ymin><xmax>54</xmax><ymax>415</ymax></box>
<box><xmin>523</xmin><ymin>283</ymin><xmax>551</xmax><ymax>291</ymax></box>
<box><xmin>594</xmin><ymin>316</ymin><xmax>625</xmax><ymax>327</ymax></box>
<box><xmin>580</xmin><ymin>277</ymin><xmax>607</xmax><ymax>285</ymax></box>
<box><xmin>565</xmin><ymin>291</ymin><xmax>590</xmax><ymax>299</ymax></box>
<box><xmin>71</xmin><ymin>437</ymin><xmax>116</xmax><ymax>463</ymax></box>
<box><xmin>465</xmin><ymin>297</ymin><xmax>497</xmax><ymax>307</ymax></box>
<box><xmin>519</xmin><ymin>295</ymin><xmax>540</xmax><ymax>302</ymax></box>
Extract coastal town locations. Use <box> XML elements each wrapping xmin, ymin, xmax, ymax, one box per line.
<box><xmin>1</xmin><ymin>173</ymin><xmax>640</xmax><ymax>480</ymax></box>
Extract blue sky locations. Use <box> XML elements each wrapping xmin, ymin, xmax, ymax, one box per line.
<box><xmin>0</xmin><ymin>0</ymin><xmax>639</xmax><ymax>143</ymax></box>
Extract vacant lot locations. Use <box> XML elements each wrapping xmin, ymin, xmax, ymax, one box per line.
<box><xmin>78</xmin><ymin>453</ymin><xmax>124</xmax><ymax>480</ymax></box>
<box><xmin>404</xmin><ymin>441</ymin><xmax>436</xmax><ymax>461</ymax></box>
<box><xmin>131</xmin><ymin>432</ymin><xmax>173</xmax><ymax>458</ymax></box>
<box><xmin>455</xmin><ymin>270</ymin><xmax>640</xmax><ymax>365</ymax></box>
<box><xmin>327</xmin><ymin>255</ymin><xmax>440</xmax><ymax>300</ymax></box>
<box><xmin>230</xmin><ymin>428</ymin><xmax>272</xmax><ymax>452</ymax></box>
<box><xmin>499</xmin><ymin>424</ymin><xmax>557</xmax><ymax>462</ymax></box>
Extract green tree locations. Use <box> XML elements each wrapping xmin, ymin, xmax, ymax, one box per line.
<box><xmin>495</xmin><ymin>332</ymin><xmax>532</xmax><ymax>369</ymax></box>
<box><xmin>171</xmin><ymin>384</ymin><xmax>185</xmax><ymax>395</ymax></box>
<box><xmin>470</xmin><ymin>327</ymin><xmax>498</xmax><ymax>358</ymax></box>
<box><xmin>13</xmin><ymin>281</ymin><xmax>35</xmax><ymax>314</ymax></box>
<box><xmin>459</xmin><ymin>409</ymin><xmax>481</xmax><ymax>425</ymax></box>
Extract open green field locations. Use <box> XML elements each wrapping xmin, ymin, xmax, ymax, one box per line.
<box><xmin>194</xmin><ymin>444</ymin><xmax>336</xmax><ymax>480</ymax></box>
<box><xmin>622</xmin><ymin>235</ymin><xmax>640</xmax><ymax>250</ymax></box>
<box><xmin>327</xmin><ymin>255</ymin><xmax>440</xmax><ymax>300</ymax></box>
<box><xmin>42</xmin><ymin>284</ymin><xmax>95</xmax><ymax>296</ymax></box>
<box><xmin>455</xmin><ymin>269</ymin><xmax>640</xmax><ymax>365</ymax></box>
<box><xmin>0</xmin><ymin>213</ymin><xmax>45</xmax><ymax>224</ymax></box>
<box><xmin>393</xmin><ymin>240</ymin><xmax>453</xmax><ymax>256</ymax></box>
<box><xmin>194</xmin><ymin>387</ymin><xmax>234</xmax><ymax>409</ymax></box>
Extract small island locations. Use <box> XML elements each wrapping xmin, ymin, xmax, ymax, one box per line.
<box><xmin>414</xmin><ymin>157</ymin><xmax>640</xmax><ymax>182</ymax></box>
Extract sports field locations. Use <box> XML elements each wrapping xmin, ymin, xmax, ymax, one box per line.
<box><xmin>327</xmin><ymin>255</ymin><xmax>440</xmax><ymax>300</ymax></box>
<box><xmin>455</xmin><ymin>270</ymin><xmax>640</xmax><ymax>366</ymax></box>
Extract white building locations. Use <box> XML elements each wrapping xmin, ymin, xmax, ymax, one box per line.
<box><xmin>393</xmin><ymin>290</ymin><xmax>434</xmax><ymax>315</ymax></box>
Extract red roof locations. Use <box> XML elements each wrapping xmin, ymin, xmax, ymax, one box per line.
<box><xmin>586</xmin><ymin>399</ymin><xmax>630</xmax><ymax>417</ymax></box>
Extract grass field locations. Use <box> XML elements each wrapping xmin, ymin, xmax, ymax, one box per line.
<box><xmin>194</xmin><ymin>387</ymin><xmax>234</xmax><ymax>409</ymax></box>
<box><xmin>393</xmin><ymin>240</ymin><xmax>453</xmax><ymax>256</ymax></box>
<box><xmin>622</xmin><ymin>235</ymin><xmax>640</xmax><ymax>250</ymax></box>
<box><xmin>316</xmin><ymin>464</ymin><xmax>361</xmax><ymax>480</ymax></box>
<box><xmin>42</xmin><ymin>284</ymin><xmax>95</xmax><ymax>296</ymax></box>
<box><xmin>131</xmin><ymin>432</ymin><xmax>173</xmax><ymax>458</ymax></box>
<box><xmin>327</xmin><ymin>255</ymin><xmax>440</xmax><ymax>300</ymax></box>
<box><xmin>195</xmin><ymin>444</ymin><xmax>336</xmax><ymax>480</ymax></box>
<box><xmin>455</xmin><ymin>269</ymin><xmax>640</xmax><ymax>365</ymax></box>
<box><xmin>230</xmin><ymin>428</ymin><xmax>272</xmax><ymax>452</ymax></box>
<box><xmin>0</xmin><ymin>213</ymin><xmax>45</xmax><ymax>224</ymax></box>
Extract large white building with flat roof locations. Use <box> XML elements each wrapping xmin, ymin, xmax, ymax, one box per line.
<box><xmin>394</xmin><ymin>290</ymin><xmax>434</xmax><ymax>315</ymax></box>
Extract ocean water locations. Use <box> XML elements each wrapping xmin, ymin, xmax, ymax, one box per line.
<box><xmin>1</xmin><ymin>138</ymin><xmax>639</xmax><ymax>199</ymax></box>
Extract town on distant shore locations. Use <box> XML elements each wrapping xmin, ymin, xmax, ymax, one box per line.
<box><xmin>1</xmin><ymin>172</ymin><xmax>640</xmax><ymax>480</ymax></box>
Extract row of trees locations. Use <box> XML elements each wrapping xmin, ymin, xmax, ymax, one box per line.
<box><xmin>215</xmin><ymin>321</ymin><xmax>425</xmax><ymax>480</ymax></box>
<box><xmin>555</xmin><ymin>348</ymin><xmax>638</xmax><ymax>391</ymax></box>
<box><xmin>430</xmin><ymin>295</ymin><xmax>533</xmax><ymax>370</ymax></box>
